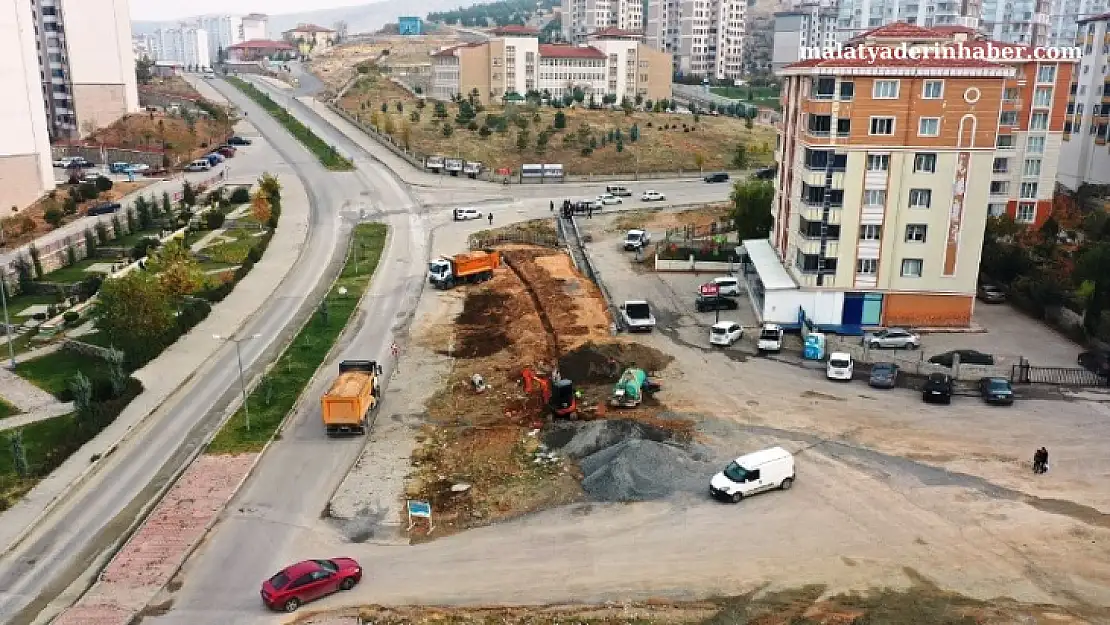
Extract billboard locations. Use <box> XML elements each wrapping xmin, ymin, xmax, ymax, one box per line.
<box><xmin>398</xmin><ymin>16</ymin><xmax>423</xmax><ymax>35</ymax></box>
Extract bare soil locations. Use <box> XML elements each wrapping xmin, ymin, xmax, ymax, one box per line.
<box><xmin>139</xmin><ymin>76</ymin><xmax>204</xmax><ymax>101</ymax></box>
<box><xmin>0</xmin><ymin>180</ymin><xmax>154</xmax><ymax>250</ymax></box>
<box><xmin>86</xmin><ymin>113</ymin><xmax>233</xmax><ymax>166</ymax></box>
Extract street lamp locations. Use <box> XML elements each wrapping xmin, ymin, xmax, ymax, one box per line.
<box><xmin>1</xmin><ymin>271</ymin><xmax>14</xmax><ymax>370</ymax></box>
<box><xmin>213</xmin><ymin>333</ymin><xmax>262</xmax><ymax>431</ymax></box>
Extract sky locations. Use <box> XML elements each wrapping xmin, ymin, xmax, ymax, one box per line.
<box><xmin>129</xmin><ymin>0</ymin><xmax>367</xmax><ymax>21</ymax></box>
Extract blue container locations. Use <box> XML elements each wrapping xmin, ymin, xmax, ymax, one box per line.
<box><xmin>803</xmin><ymin>333</ymin><xmax>826</xmax><ymax>360</ymax></box>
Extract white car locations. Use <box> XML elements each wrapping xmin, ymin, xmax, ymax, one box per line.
<box><xmin>620</xmin><ymin>300</ymin><xmax>655</xmax><ymax>332</ymax></box>
<box><xmin>711</xmin><ymin>276</ymin><xmax>740</xmax><ymax>297</ymax></box>
<box><xmin>826</xmin><ymin>352</ymin><xmax>854</xmax><ymax>381</ymax></box>
<box><xmin>624</xmin><ymin>229</ymin><xmax>651</xmax><ymax>250</ymax></box>
<box><xmin>757</xmin><ymin>323</ymin><xmax>784</xmax><ymax>353</ymax></box>
<box><xmin>597</xmin><ymin>194</ymin><xmax>623</xmax><ymax>205</ymax></box>
<box><xmin>710</xmin><ymin>321</ymin><xmax>743</xmax><ymax>347</ymax></box>
<box><xmin>641</xmin><ymin>190</ymin><xmax>666</xmax><ymax>202</ymax></box>
<box><xmin>453</xmin><ymin>207</ymin><xmax>483</xmax><ymax>221</ymax></box>
<box><xmin>863</xmin><ymin>327</ymin><xmax>921</xmax><ymax>349</ymax></box>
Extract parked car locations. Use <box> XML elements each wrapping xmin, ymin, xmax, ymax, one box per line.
<box><xmin>216</xmin><ymin>145</ymin><xmax>237</xmax><ymax>158</ymax></box>
<box><xmin>452</xmin><ymin>208</ymin><xmax>483</xmax><ymax>221</ymax></box>
<box><xmin>64</xmin><ymin>157</ymin><xmax>93</xmax><ymax>169</ymax></box>
<box><xmin>87</xmin><ymin>202</ymin><xmax>121</xmax><ymax>216</ymax></box>
<box><xmin>605</xmin><ymin>184</ymin><xmax>632</xmax><ymax>196</ymax></box>
<box><xmin>977</xmin><ymin>283</ymin><xmax>1007</xmax><ymax>304</ymax></box>
<box><xmin>709</xmin><ymin>446</ymin><xmax>795</xmax><ymax>503</ymax></box>
<box><xmin>125</xmin><ymin>163</ymin><xmax>150</xmax><ymax>173</ymax></box>
<box><xmin>922</xmin><ymin>373</ymin><xmax>954</xmax><ymax>404</ymax></box>
<box><xmin>704</xmin><ymin>172</ymin><xmax>730</xmax><ymax>183</ymax></box>
<box><xmin>108</xmin><ymin>162</ymin><xmax>132</xmax><ymax>174</ymax></box>
<box><xmin>641</xmin><ymin>190</ymin><xmax>666</xmax><ymax>202</ymax></box>
<box><xmin>979</xmin><ymin>377</ymin><xmax>1015</xmax><ymax>405</ymax></box>
<box><xmin>757</xmin><ymin>323</ymin><xmax>784</xmax><ymax>353</ymax></box>
<box><xmin>868</xmin><ymin>362</ymin><xmax>900</xmax><ymax>389</ymax></box>
<box><xmin>929</xmin><ymin>349</ymin><xmax>995</xmax><ymax>367</ymax></box>
<box><xmin>709</xmin><ymin>321</ymin><xmax>743</xmax><ymax>347</ymax></box>
<box><xmin>695</xmin><ymin>294</ymin><xmax>739</xmax><ymax>312</ymax></box>
<box><xmin>260</xmin><ymin>557</ymin><xmax>362</xmax><ymax>612</ymax></box>
<box><xmin>205</xmin><ymin>153</ymin><xmax>225</xmax><ymax>165</ymax></box>
<box><xmin>863</xmin><ymin>327</ymin><xmax>920</xmax><ymax>349</ymax></box>
<box><xmin>623</xmin><ymin>229</ymin><xmax>651</xmax><ymax>250</ymax></box>
<box><xmin>597</xmin><ymin>193</ymin><xmax>623</xmax><ymax>205</ymax></box>
<box><xmin>81</xmin><ymin>171</ymin><xmax>105</xmax><ymax>184</ymax></box>
<box><xmin>227</xmin><ymin>135</ymin><xmax>253</xmax><ymax>145</ymax></box>
<box><xmin>754</xmin><ymin>166</ymin><xmax>777</xmax><ymax>180</ymax></box>
<box><xmin>709</xmin><ymin>276</ymin><xmax>740</xmax><ymax>297</ymax></box>
<box><xmin>620</xmin><ymin>300</ymin><xmax>655</xmax><ymax>332</ymax></box>
<box><xmin>1078</xmin><ymin>350</ymin><xmax>1110</xmax><ymax>376</ymax></box>
<box><xmin>185</xmin><ymin>159</ymin><xmax>212</xmax><ymax>172</ymax></box>
<box><xmin>826</xmin><ymin>352</ymin><xmax>854</xmax><ymax>381</ymax></box>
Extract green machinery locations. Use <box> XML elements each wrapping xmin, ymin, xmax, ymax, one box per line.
<box><xmin>609</xmin><ymin>368</ymin><xmax>662</xmax><ymax>408</ymax></box>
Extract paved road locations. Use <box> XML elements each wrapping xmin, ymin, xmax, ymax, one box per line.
<box><xmin>0</xmin><ymin>73</ymin><xmax>422</xmax><ymax>625</ymax></box>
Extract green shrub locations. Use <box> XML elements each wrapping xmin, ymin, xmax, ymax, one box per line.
<box><xmin>205</xmin><ymin>211</ymin><xmax>226</xmax><ymax>230</ymax></box>
<box><xmin>229</xmin><ymin>187</ymin><xmax>251</xmax><ymax>203</ymax></box>
<box><xmin>63</xmin><ymin>311</ymin><xmax>81</xmax><ymax>326</ymax></box>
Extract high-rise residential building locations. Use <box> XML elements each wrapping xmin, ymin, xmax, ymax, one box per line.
<box><xmin>834</xmin><ymin>0</ymin><xmax>981</xmax><ymax>40</ymax></box>
<box><xmin>1047</xmin><ymin>0</ymin><xmax>1109</xmax><ymax>48</ymax></box>
<box><xmin>1059</xmin><ymin>11</ymin><xmax>1110</xmax><ymax>189</ymax></box>
<box><xmin>151</xmin><ymin>26</ymin><xmax>211</xmax><ymax>69</ymax></box>
<box><xmin>431</xmin><ymin>27</ymin><xmax>671</xmax><ymax>103</ymax></box>
<box><xmin>646</xmin><ymin>0</ymin><xmax>747</xmax><ymax>80</ymax></box>
<box><xmin>241</xmin><ymin>13</ymin><xmax>269</xmax><ymax>41</ymax></box>
<box><xmin>1</xmin><ymin>0</ymin><xmax>56</xmax><ymax>211</ymax></box>
<box><xmin>748</xmin><ymin>22</ymin><xmax>1073</xmax><ymax>329</ymax></box>
<box><xmin>772</xmin><ymin>3</ymin><xmax>839</xmax><ymax>71</ymax></box>
<box><xmin>979</xmin><ymin>0</ymin><xmax>1049</xmax><ymax>45</ymax></box>
<box><xmin>197</xmin><ymin>14</ymin><xmax>269</xmax><ymax>63</ymax></box>
<box><xmin>562</xmin><ymin>0</ymin><xmax>643</xmax><ymax>43</ymax></box>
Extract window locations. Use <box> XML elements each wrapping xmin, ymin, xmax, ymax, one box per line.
<box><xmin>1023</xmin><ymin>158</ymin><xmax>1042</xmax><ymax>177</ymax></box>
<box><xmin>918</xmin><ymin>117</ymin><xmax>940</xmax><ymax>136</ymax></box>
<box><xmin>913</xmin><ymin>153</ymin><xmax>936</xmax><ymax>173</ymax></box>
<box><xmin>1003</xmin><ymin>87</ymin><xmax>1020</xmax><ymax>101</ymax></box>
<box><xmin>1016</xmin><ymin>202</ymin><xmax>1036</xmax><ymax>223</ymax></box>
<box><xmin>866</xmin><ymin>154</ymin><xmax>889</xmax><ymax>171</ymax></box>
<box><xmin>1033</xmin><ymin>87</ymin><xmax>1052</xmax><ymax>107</ymax></box>
<box><xmin>857</xmin><ymin>258</ymin><xmax>878</xmax><ymax>274</ymax></box>
<box><xmin>1020</xmin><ymin>181</ymin><xmax>1039</xmax><ymax>199</ymax></box>
<box><xmin>836</xmin><ymin>118</ymin><xmax>852</xmax><ymax>136</ymax></box>
<box><xmin>990</xmin><ymin>180</ymin><xmax>1009</xmax><ymax>195</ymax></box>
<box><xmin>863</xmin><ymin>190</ymin><xmax>886</xmax><ymax>206</ymax></box>
<box><xmin>922</xmin><ymin>80</ymin><xmax>943</xmax><ymax>98</ymax></box>
<box><xmin>840</xmin><ymin>81</ymin><xmax>854</xmax><ymax>100</ymax></box>
<box><xmin>1026</xmin><ymin>135</ymin><xmax>1045</xmax><ymax>153</ymax></box>
<box><xmin>869</xmin><ymin>117</ymin><xmax>895</xmax><ymax>135</ymax></box>
<box><xmin>905</xmin><ymin>224</ymin><xmax>928</xmax><ymax>242</ymax></box>
<box><xmin>1037</xmin><ymin>65</ymin><xmax>1056</xmax><ymax>83</ymax></box>
<box><xmin>900</xmin><ymin>259</ymin><xmax>923</xmax><ymax>277</ymax></box>
<box><xmin>988</xmin><ymin>203</ymin><xmax>1007</xmax><ymax>217</ymax></box>
<box><xmin>859</xmin><ymin>224</ymin><xmax>882</xmax><ymax>240</ymax></box>
<box><xmin>992</xmin><ymin>157</ymin><xmax>1009</xmax><ymax>173</ymax></box>
<box><xmin>999</xmin><ymin>111</ymin><xmax>1018</xmax><ymax>125</ymax></box>
<box><xmin>1030</xmin><ymin>112</ymin><xmax>1048</xmax><ymax>130</ymax></box>
<box><xmin>813</xmin><ymin>76</ymin><xmax>836</xmax><ymax>98</ymax></box>
<box><xmin>909</xmin><ymin>188</ymin><xmax>932</xmax><ymax>208</ymax></box>
<box><xmin>872</xmin><ymin>79</ymin><xmax>899</xmax><ymax>99</ymax></box>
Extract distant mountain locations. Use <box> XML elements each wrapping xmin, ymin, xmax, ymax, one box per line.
<box><xmin>131</xmin><ymin>0</ymin><xmax>487</xmax><ymax>37</ymax></box>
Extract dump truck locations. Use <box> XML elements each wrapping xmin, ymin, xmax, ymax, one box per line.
<box><xmin>427</xmin><ymin>250</ymin><xmax>500</xmax><ymax>289</ymax></box>
<box><xmin>320</xmin><ymin>360</ymin><xmax>382</xmax><ymax>436</ymax></box>
<box><xmin>609</xmin><ymin>368</ymin><xmax>661</xmax><ymax>408</ymax></box>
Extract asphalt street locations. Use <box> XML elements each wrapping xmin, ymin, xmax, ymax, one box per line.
<box><xmin>0</xmin><ymin>74</ymin><xmax>421</xmax><ymax>625</ymax></box>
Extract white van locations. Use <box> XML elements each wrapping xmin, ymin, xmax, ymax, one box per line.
<box><xmin>709</xmin><ymin>446</ymin><xmax>795</xmax><ymax>503</ymax></box>
<box><xmin>453</xmin><ymin>208</ymin><xmax>482</xmax><ymax>221</ymax></box>
<box><xmin>826</xmin><ymin>352</ymin><xmax>854</xmax><ymax>381</ymax></box>
<box><xmin>606</xmin><ymin>184</ymin><xmax>632</xmax><ymax>197</ymax></box>
<box><xmin>185</xmin><ymin>159</ymin><xmax>211</xmax><ymax>172</ymax></box>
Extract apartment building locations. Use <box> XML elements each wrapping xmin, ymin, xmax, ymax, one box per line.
<box><xmin>150</xmin><ymin>26</ymin><xmax>211</xmax><ymax>69</ymax></box>
<box><xmin>561</xmin><ymin>0</ymin><xmax>643</xmax><ymax>43</ymax></box>
<box><xmin>283</xmin><ymin>24</ymin><xmax>337</xmax><ymax>52</ymax></box>
<box><xmin>431</xmin><ymin>27</ymin><xmax>671</xmax><ymax>103</ymax></box>
<box><xmin>1047</xmin><ymin>0</ymin><xmax>1109</xmax><ymax>48</ymax></box>
<box><xmin>1059</xmin><ymin>11</ymin><xmax>1110</xmax><ymax>188</ymax></box>
<box><xmin>980</xmin><ymin>0</ymin><xmax>1049</xmax><ymax>45</ymax></box>
<box><xmin>772</xmin><ymin>3</ymin><xmax>839</xmax><ymax>71</ymax></box>
<box><xmin>196</xmin><ymin>14</ymin><xmax>268</xmax><ymax>63</ymax></box>
<box><xmin>1</xmin><ymin>0</ymin><xmax>56</xmax><ymax>210</ymax></box>
<box><xmin>753</xmin><ymin>22</ymin><xmax>1072</xmax><ymax>328</ymax></box>
<box><xmin>241</xmin><ymin>13</ymin><xmax>268</xmax><ymax>41</ymax></box>
<box><xmin>645</xmin><ymin>0</ymin><xmax>746</xmax><ymax>80</ymax></box>
<box><xmin>834</xmin><ymin>0</ymin><xmax>981</xmax><ymax>40</ymax></box>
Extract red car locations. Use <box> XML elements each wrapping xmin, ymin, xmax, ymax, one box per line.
<box><xmin>260</xmin><ymin>557</ymin><xmax>362</xmax><ymax>612</ymax></box>
<box><xmin>216</xmin><ymin>145</ymin><xmax>236</xmax><ymax>158</ymax></box>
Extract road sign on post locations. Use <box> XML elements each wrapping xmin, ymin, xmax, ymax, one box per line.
<box><xmin>699</xmin><ymin>282</ymin><xmax>719</xmax><ymax>296</ymax></box>
<box><xmin>406</xmin><ymin>500</ymin><xmax>433</xmax><ymax>533</ymax></box>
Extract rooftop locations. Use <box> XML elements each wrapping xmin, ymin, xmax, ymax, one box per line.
<box><xmin>539</xmin><ymin>43</ymin><xmax>606</xmax><ymax>59</ymax></box>
<box><xmin>1078</xmin><ymin>11</ymin><xmax>1110</xmax><ymax>23</ymax></box>
<box><xmin>492</xmin><ymin>24</ymin><xmax>539</xmax><ymax>35</ymax></box>
<box><xmin>431</xmin><ymin>42</ymin><xmax>484</xmax><ymax>57</ymax></box>
<box><xmin>850</xmin><ymin>21</ymin><xmax>950</xmax><ymax>42</ymax></box>
<box><xmin>740</xmin><ymin>240</ymin><xmax>796</xmax><ymax>291</ymax></box>
<box><xmin>784</xmin><ymin>51</ymin><xmax>1012</xmax><ymax>71</ymax></box>
<box><xmin>588</xmin><ymin>27</ymin><xmax>643</xmax><ymax>38</ymax></box>
<box><xmin>228</xmin><ymin>39</ymin><xmax>295</xmax><ymax>50</ymax></box>
<box><xmin>284</xmin><ymin>23</ymin><xmax>335</xmax><ymax>33</ymax></box>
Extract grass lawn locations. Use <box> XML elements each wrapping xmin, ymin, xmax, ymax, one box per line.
<box><xmin>14</xmin><ymin>350</ymin><xmax>115</xmax><ymax>399</ymax></box>
<box><xmin>710</xmin><ymin>86</ymin><xmax>781</xmax><ymax>111</ymax></box>
<box><xmin>198</xmin><ymin>261</ymin><xmax>238</xmax><ymax>273</ymax></box>
<box><xmin>114</xmin><ymin>229</ymin><xmax>163</xmax><ymax>250</ymax></box>
<box><xmin>0</xmin><ymin>397</ymin><xmax>19</xmax><ymax>419</ymax></box>
<box><xmin>203</xmin><ymin>229</ymin><xmax>265</xmax><ymax>264</ymax></box>
<box><xmin>339</xmin><ymin>72</ymin><xmax>777</xmax><ymax>175</ymax></box>
<box><xmin>6</xmin><ymin>292</ymin><xmax>60</xmax><ymax>319</ymax></box>
<box><xmin>0</xmin><ymin>414</ymin><xmax>78</xmax><ymax>511</ymax></box>
<box><xmin>74</xmin><ymin>331</ymin><xmax>115</xmax><ymax>349</ymax></box>
<box><xmin>40</xmin><ymin>258</ymin><xmax>114</xmax><ymax>284</ymax></box>
<box><xmin>207</xmin><ymin>223</ymin><xmax>388</xmax><ymax>454</ymax></box>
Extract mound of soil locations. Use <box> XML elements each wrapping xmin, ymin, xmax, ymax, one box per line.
<box><xmin>558</xmin><ymin>341</ymin><xmax>673</xmax><ymax>383</ymax></box>
<box><xmin>579</xmin><ymin>439</ymin><xmax>716</xmax><ymax>502</ymax></box>
<box><xmin>452</xmin><ymin>291</ymin><xmax>516</xmax><ymax>359</ymax></box>
<box><xmin>544</xmin><ymin>419</ymin><xmax>673</xmax><ymax>459</ymax></box>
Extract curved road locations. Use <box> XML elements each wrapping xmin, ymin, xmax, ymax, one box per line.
<box><xmin>0</xmin><ymin>75</ymin><xmax>425</xmax><ymax>625</ymax></box>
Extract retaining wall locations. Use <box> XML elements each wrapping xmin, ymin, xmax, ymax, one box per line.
<box><xmin>654</xmin><ymin>257</ymin><xmax>735</xmax><ymax>273</ymax></box>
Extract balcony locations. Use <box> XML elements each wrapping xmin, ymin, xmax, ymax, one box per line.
<box><xmin>794</xmin><ymin>252</ymin><xmax>839</xmax><ymax>274</ymax></box>
<box><xmin>799</xmin><ymin>203</ymin><xmax>843</xmax><ymax>223</ymax></box>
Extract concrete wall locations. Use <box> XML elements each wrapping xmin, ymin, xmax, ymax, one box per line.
<box><xmin>654</xmin><ymin>257</ymin><xmax>735</xmax><ymax>272</ymax></box>
<box><xmin>0</xmin><ymin>155</ymin><xmax>55</xmax><ymax>212</ymax></box>
<box><xmin>63</xmin><ymin>0</ymin><xmax>140</xmax><ymax>134</ymax></box>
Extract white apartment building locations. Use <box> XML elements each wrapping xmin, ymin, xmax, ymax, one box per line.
<box><xmin>562</xmin><ymin>0</ymin><xmax>643</xmax><ymax>42</ymax></box>
<box><xmin>772</xmin><ymin>3</ymin><xmax>839</xmax><ymax>70</ymax></box>
<box><xmin>979</xmin><ymin>0</ymin><xmax>1048</xmax><ymax>45</ymax></box>
<box><xmin>1059</xmin><ymin>11</ymin><xmax>1110</xmax><ymax>188</ymax></box>
<box><xmin>197</xmin><ymin>13</ymin><xmax>268</xmax><ymax>63</ymax></box>
<box><xmin>241</xmin><ymin>13</ymin><xmax>268</xmax><ymax>41</ymax></box>
<box><xmin>1</xmin><ymin>0</ymin><xmax>56</xmax><ymax>210</ymax></box>
<box><xmin>834</xmin><ymin>0</ymin><xmax>981</xmax><ymax>39</ymax></box>
<box><xmin>151</xmin><ymin>26</ymin><xmax>211</xmax><ymax>69</ymax></box>
<box><xmin>646</xmin><ymin>0</ymin><xmax>746</xmax><ymax>80</ymax></box>
<box><xmin>1047</xmin><ymin>0</ymin><xmax>1109</xmax><ymax>47</ymax></box>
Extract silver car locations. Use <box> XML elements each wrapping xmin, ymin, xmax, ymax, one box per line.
<box><xmin>863</xmin><ymin>328</ymin><xmax>920</xmax><ymax>349</ymax></box>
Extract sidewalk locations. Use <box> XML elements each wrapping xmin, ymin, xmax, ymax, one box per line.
<box><xmin>0</xmin><ymin>358</ymin><xmax>76</xmax><ymax>433</ymax></box>
<box><xmin>0</xmin><ymin>149</ymin><xmax>311</xmax><ymax>558</ymax></box>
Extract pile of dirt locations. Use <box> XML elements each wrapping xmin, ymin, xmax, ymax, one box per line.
<box><xmin>544</xmin><ymin>419</ymin><xmax>672</xmax><ymax>459</ymax></box>
<box><xmin>559</xmin><ymin>341</ymin><xmax>673</xmax><ymax>383</ymax></box>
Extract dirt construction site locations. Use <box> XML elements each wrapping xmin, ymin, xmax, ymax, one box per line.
<box><xmin>316</xmin><ymin>214</ymin><xmax>1110</xmax><ymax>624</ymax></box>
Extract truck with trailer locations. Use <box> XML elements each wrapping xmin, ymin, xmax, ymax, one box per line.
<box><xmin>320</xmin><ymin>360</ymin><xmax>383</xmax><ymax>436</ymax></box>
<box><xmin>427</xmin><ymin>250</ymin><xmax>501</xmax><ymax>289</ymax></box>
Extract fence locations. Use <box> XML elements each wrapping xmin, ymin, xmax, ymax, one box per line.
<box><xmin>824</xmin><ymin>335</ymin><xmax>1012</xmax><ymax>381</ymax></box>
<box><xmin>467</xmin><ymin>231</ymin><xmax>559</xmax><ymax>250</ymax></box>
<box><xmin>1010</xmin><ymin>359</ymin><xmax>1108</xmax><ymax>387</ymax></box>
<box><xmin>664</xmin><ymin>219</ymin><xmax>735</xmax><ymax>242</ymax></box>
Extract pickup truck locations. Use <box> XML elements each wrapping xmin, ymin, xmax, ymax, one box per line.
<box><xmin>624</xmin><ymin>229</ymin><xmax>651</xmax><ymax>251</ymax></box>
<box><xmin>620</xmin><ymin>300</ymin><xmax>656</xmax><ymax>332</ymax></box>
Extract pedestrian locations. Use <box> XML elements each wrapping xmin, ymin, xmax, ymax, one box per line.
<box><xmin>1033</xmin><ymin>447</ymin><xmax>1048</xmax><ymax>474</ymax></box>
<box><xmin>1039</xmin><ymin>447</ymin><xmax>1049</xmax><ymax>474</ymax></box>
<box><xmin>587</xmin><ymin>205</ymin><xmax>593</xmax><ymax>219</ymax></box>
<box><xmin>488</xmin><ymin>212</ymin><xmax>494</xmax><ymax>225</ymax></box>
<box><xmin>550</xmin><ymin>200</ymin><xmax>554</xmax><ymax>212</ymax></box>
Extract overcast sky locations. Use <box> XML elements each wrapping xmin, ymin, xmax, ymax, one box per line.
<box><xmin>130</xmin><ymin>0</ymin><xmax>366</xmax><ymax>21</ymax></box>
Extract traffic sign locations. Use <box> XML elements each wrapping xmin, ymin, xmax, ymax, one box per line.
<box><xmin>699</xmin><ymin>282</ymin><xmax>719</xmax><ymax>296</ymax></box>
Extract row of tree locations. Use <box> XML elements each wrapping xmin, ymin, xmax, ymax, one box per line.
<box><xmin>427</xmin><ymin>0</ymin><xmax>558</xmax><ymax>28</ymax></box>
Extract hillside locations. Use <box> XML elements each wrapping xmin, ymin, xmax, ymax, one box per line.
<box><xmin>426</xmin><ymin>0</ymin><xmax>560</xmax><ymax>28</ymax></box>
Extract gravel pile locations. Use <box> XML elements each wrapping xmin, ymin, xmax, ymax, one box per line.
<box><xmin>549</xmin><ymin>419</ymin><xmax>718</xmax><ymax>502</ymax></box>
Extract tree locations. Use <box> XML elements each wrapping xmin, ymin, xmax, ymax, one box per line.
<box><xmin>1077</xmin><ymin>242</ymin><xmax>1110</xmax><ymax>334</ymax></box>
<box><xmin>730</xmin><ymin>179</ymin><xmax>775</xmax><ymax>240</ymax></box>
<box><xmin>745</xmin><ymin>115</ymin><xmax>754</xmax><ymax>131</ymax></box>
<box><xmin>694</xmin><ymin>153</ymin><xmax>706</xmax><ymax>172</ymax></box>
<box><xmin>136</xmin><ymin>197</ymin><xmax>153</xmax><ymax>230</ymax></box>
<box><xmin>732</xmin><ymin>145</ymin><xmax>749</xmax><ymax>169</ymax></box>
<box><xmin>148</xmin><ymin>240</ymin><xmax>203</xmax><ymax>300</ymax></box>
<box><xmin>29</xmin><ymin>245</ymin><xmax>42</xmax><ymax>279</ymax></box>
<box><xmin>250</xmin><ymin>191</ymin><xmax>273</xmax><ymax>226</ymax></box>
<box><xmin>535</xmin><ymin>131</ymin><xmax>549</xmax><ymax>153</ymax></box>
<box><xmin>572</xmin><ymin>87</ymin><xmax>585</xmax><ymax>104</ymax></box>
<box><xmin>111</xmin><ymin>215</ymin><xmax>123</xmax><ymax>240</ymax></box>
<box><xmin>434</xmin><ymin>101</ymin><xmax>448</xmax><ymax>119</ymax></box>
<box><xmin>135</xmin><ymin>55</ymin><xmax>154</xmax><ymax>85</ymax></box>
<box><xmin>104</xmin><ymin>347</ymin><xmax>127</xmax><ymax>398</ymax></box>
<box><xmin>69</xmin><ymin>371</ymin><xmax>93</xmax><ymax>416</ymax></box>
<box><xmin>396</xmin><ymin>101</ymin><xmax>404</xmax><ymax>113</ymax></box>
<box><xmin>554</xmin><ymin>110</ymin><xmax>566</xmax><ymax>129</ymax></box>
<box><xmin>95</xmin><ymin>222</ymin><xmax>109</xmax><ymax>245</ymax></box>
<box><xmin>125</xmin><ymin>208</ymin><xmax>138</xmax><ymax>234</ymax></box>
<box><xmin>442</xmin><ymin>123</ymin><xmax>454</xmax><ymax>137</ymax></box>
<box><xmin>381</xmin><ymin>102</ymin><xmax>389</xmax><ymax>114</ymax></box>
<box><xmin>94</xmin><ymin>271</ymin><xmax>175</xmax><ymax>366</ymax></box>
<box><xmin>383</xmin><ymin>114</ymin><xmax>395</xmax><ymax>135</ymax></box>
<box><xmin>95</xmin><ymin>175</ymin><xmax>113</xmax><ymax>193</ymax></box>
<box><xmin>44</xmin><ymin>208</ymin><xmax>64</xmax><ymax>228</ymax></box>
<box><xmin>66</xmin><ymin>244</ymin><xmax>78</xmax><ymax>267</ymax></box>
<box><xmin>259</xmin><ymin>173</ymin><xmax>282</xmax><ymax>214</ymax></box>
<box><xmin>401</xmin><ymin>122</ymin><xmax>412</xmax><ymax>148</ymax></box>
<box><xmin>181</xmin><ymin>181</ymin><xmax>197</xmax><ymax>207</ymax></box>
<box><xmin>516</xmin><ymin>130</ymin><xmax>530</xmax><ymax>152</ymax></box>
<box><xmin>562</xmin><ymin>93</ymin><xmax>574</xmax><ymax>106</ymax></box>
<box><xmin>630</xmin><ymin>124</ymin><xmax>640</xmax><ymax>142</ymax></box>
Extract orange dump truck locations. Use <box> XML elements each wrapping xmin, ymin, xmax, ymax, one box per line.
<box><xmin>426</xmin><ymin>250</ymin><xmax>501</xmax><ymax>289</ymax></box>
<box><xmin>320</xmin><ymin>360</ymin><xmax>382</xmax><ymax>436</ymax></box>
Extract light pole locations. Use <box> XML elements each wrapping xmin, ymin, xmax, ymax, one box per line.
<box><xmin>214</xmin><ymin>333</ymin><xmax>261</xmax><ymax>431</ymax></box>
<box><xmin>1</xmin><ymin>270</ymin><xmax>14</xmax><ymax>369</ymax></box>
